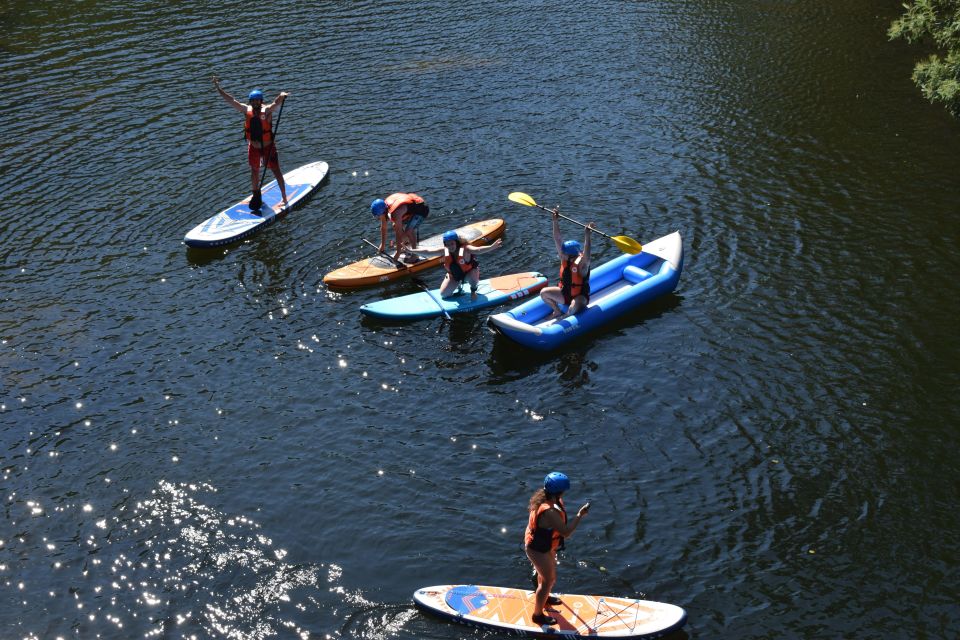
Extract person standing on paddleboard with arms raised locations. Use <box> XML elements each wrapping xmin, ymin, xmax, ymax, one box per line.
<box><xmin>525</xmin><ymin>472</ymin><xmax>590</xmax><ymax>627</ymax></box>
<box><xmin>418</xmin><ymin>230</ymin><xmax>503</xmax><ymax>300</ymax></box>
<box><xmin>371</xmin><ymin>193</ymin><xmax>429</xmax><ymax>260</ymax></box>
<box><xmin>540</xmin><ymin>210</ymin><xmax>594</xmax><ymax>319</ymax></box>
<box><xmin>213</xmin><ymin>76</ymin><xmax>288</xmax><ymax>212</ymax></box>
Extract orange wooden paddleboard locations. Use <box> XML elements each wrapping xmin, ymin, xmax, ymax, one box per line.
<box><xmin>323</xmin><ymin>218</ymin><xmax>505</xmax><ymax>290</ymax></box>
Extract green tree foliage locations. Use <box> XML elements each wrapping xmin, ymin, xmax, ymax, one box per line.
<box><xmin>889</xmin><ymin>0</ymin><xmax>960</xmax><ymax>116</ymax></box>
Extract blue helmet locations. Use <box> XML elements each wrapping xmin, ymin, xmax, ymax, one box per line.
<box><xmin>248</xmin><ymin>89</ymin><xmax>264</xmax><ymax>102</ymax></box>
<box><xmin>371</xmin><ymin>198</ymin><xmax>387</xmax><ymax>216</ymax></box>
<box><xmin>562</xmin><ymin>240</ymin><xmax>582</xmax><ymax>256</ymax></box>
<box><xmin>442</xmin><ymin>230</ymin><xmax>459</xmax><ymax>245</ymax></box>
<box><xmin>544</xmin><ymin>471</ymin><xmax>570</xmax><ymax>494</ymax></box>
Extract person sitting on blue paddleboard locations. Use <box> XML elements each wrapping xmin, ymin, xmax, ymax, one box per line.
<box><xmin>525</xmin><ymin>472</ymin><xmax>590</xmax><ymax>627</ymax></box>
<box><xmin>418</xmin><ymin>231</ymin><xmax>503</xmax><ymax>300</ymax></box>
<box><xmin>213</xmin><ymin>76</ymin><xmax>288</xmax><ymax>212</ymax></box>
<box><xmin>540</xmin><ymin>211</ymin><xmax>594</xmax><ymax>319</ymax></box>
<box><xmin>371</xmin><ymin>193</ymin><xmax>430</xmax><ymax>260</ymax></box>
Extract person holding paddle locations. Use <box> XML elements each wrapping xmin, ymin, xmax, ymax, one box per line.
<box><xmin>213</xmin><ymin>76</ymin><xmax>288</xmax><ymax>212</ymax></box>
<box><xmin>418</xmin><ymin>230</ymin><xmax>503</xmax><ymax>300</ymax></box>
<box><xmin>540</xmin><ymin>210</ymin><xmax>595</xmax><ymax>319</ymax></box>
<box><xmin>371</xmin><ymin>193</ymin><xmax>430</xmax><ymax>260</ymax></box>
<box><xmin>525</xmin><ymin>472</ymin><xmax>590</xmax><ymax>627</ymax></box>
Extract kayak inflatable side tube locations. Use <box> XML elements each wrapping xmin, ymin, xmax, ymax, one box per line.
<box><xmin>489</xmin><ymin>314</ymin><xmax>543</xmax><ymax>336</ymax></box>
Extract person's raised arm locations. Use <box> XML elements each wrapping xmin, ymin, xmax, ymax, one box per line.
<box><xmin>265</xmin><ymin>91</ymin><xmax>289</xmax><ymax>113</ymax></box>
<box><xmin>212</xmin><ymin>76</ymin><xmax>246</xmax><ymax>112</ymax></box>
<box><xmin>581</xmin><ymin>222</ymin><xmax>594</xmax><ymax>270</ymax></box>
<box><xmin>551</xmin><ymin>210</ymin><xmax>563</xmax><ymax>259</ymax></box>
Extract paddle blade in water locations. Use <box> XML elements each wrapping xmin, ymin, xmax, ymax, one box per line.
<box><xmin>508</xmin><ymin>192</ymin><xmax>537</xmax><ymax>207</ymax></box>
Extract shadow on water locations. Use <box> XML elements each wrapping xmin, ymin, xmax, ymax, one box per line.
<box><xmin>486</xmin><ymin>294</ymin><xmax>683</xmax><ymax>383</ymax></box>
<box><xmin>359</xmin><ymin>302</ymin><xmax>495</xmax><ymax>349</ymax></box>
<box><xmin>185</xmin><ymin>243</ymin><xmax>232</xmax><ymax>267</ymax></box>
<box><xmin>182</xmin><ymin>228</ymin><xmax>293</xmax><ymax>268</ymax></box>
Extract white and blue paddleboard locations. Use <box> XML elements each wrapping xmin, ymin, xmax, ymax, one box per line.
<box><xmin>360</xmin><ymin>272</ymin><xmax>547</xmax><ymax>320</ymax></box>
<box><xmin>184</xmin><ymin>160</ymin><xmax>329</xmax><ymax>248</ymax></box>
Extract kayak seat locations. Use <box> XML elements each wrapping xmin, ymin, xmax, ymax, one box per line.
<box><xmin>622</xmin><ymin>265</ymin><xmax>652</xmax><ymax>284</ymax></box>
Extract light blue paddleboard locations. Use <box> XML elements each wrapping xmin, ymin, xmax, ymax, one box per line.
<box><xmin>184</xmin><ymin>160</ymin><xmax>329</xmax><ymax>248</ymax></box>
<box><xmin>360</xmin><ymin>272</ymin><xmax>548</xmax><ymax>320</ymax></box>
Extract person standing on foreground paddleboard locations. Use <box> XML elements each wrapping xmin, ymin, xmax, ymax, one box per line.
<box><xmin>417</xmin><ymin>231</ymin><xmax>503</xmax><ymax>300</ymax></box>
<box><xmin>371</xmin><ymin>193</ymin><xmax>429</xmax><ymax>260</ymax></box>
<box><xmin>212</xmin><ymin>76</ymin><xmax>289</xmax><ymax>212</ymax></box>
<box><xmin>540</xmin><ymin>210</ymin><xmax>594</xmax><ymax>319</ymax></box>
<box><xmin>524</xmin><ymin>472</ymin><xmax>590</xmax><ymax>627</ymax></box>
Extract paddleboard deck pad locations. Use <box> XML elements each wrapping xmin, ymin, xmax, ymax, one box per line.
<box><xmin>323</xmin><ymin>218</ymin><xmax>506</xmax><ymax>290</ymax></box>
<box><xmin>360</xmin><ymin>271</ymin><xmax>547</xmax><ymax>319</ymax></box>
<box><xmin>414</xmin><ymin>584</ymin><xmax>687</xmax><ymax>639</ymax></box>
<box><xmin>184</xmin><ymin>160</ymin><xmax>329</xmax><ymax>248</ymax></box>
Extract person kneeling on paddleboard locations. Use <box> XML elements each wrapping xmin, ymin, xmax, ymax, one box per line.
<box><xmin>418</xmin><ymin>231</ymin><xmax>503</xmax><ymax>300</ymax></box>
<box><xmin>524</xmin><ymin>472</ymin><xmax>590</xmax><ymax>627</ymax></box>
<box><xmin>213</xmin><ymin>76</ymin><xmax>288</xmax><ymax>212</ymax></box>
<box><xmin>540</xmin><ymin>210</ymin><xmax>594</xmax><ymax>319</ymax></box>
<box><xmin>371</xmin><ymin>193</ymin><xmax>429</xmax><ymax>260</ymax></box>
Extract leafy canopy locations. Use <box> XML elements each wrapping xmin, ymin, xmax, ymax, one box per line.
<box><xmin>889</xmin><ymin>0</ymin><xmax>960</xmax><ymax>116</ymax></box>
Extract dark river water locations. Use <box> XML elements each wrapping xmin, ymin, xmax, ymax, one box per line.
<box><xmin>2</xmin><ymin>1</ymin><xmax>958</xmax><ymax>638</ymax></box>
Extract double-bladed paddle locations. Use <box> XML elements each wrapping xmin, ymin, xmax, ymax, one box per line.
<box><xmin>507</xmin><ymin>191</ymin><xmax>643</xmax><ymax>254</ymax></box>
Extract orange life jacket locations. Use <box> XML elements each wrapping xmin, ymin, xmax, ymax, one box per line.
<box><xmin>385</xmin><ymin>193</ymin><xmax>425</xmax><ymax>222</ymax></box>
<box><xmin>524</xmin><ymin>498</ymin><xmax>566</xmax><ymax>553</ymax></box>
<box><xmin>560</xmin><ymin>255</ymin><xmax>589</xmax><ymax>300</ymax></box>
<box><xmin>443</xmin><ymin>246</ymin><xmax>476</xmax><ymax>280</ymax></box>
<box><xmin>244</xmin><ymin>106</ymin><xmax>272</xmax><ymax>145</ymax></box>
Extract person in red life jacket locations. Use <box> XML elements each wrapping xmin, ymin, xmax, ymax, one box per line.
<box><xmin>419</xmin><ymin>230</ymin><xmax>503</xmax><ymax>300</ymax></box>
<box><xmin>371</xmin><ymin>193</ymin><xmax>430</xmax><ymax>260</ymax></box>
<box><xmin>539</xmin><ymin>210</ymin><xmax>595</xmax><ymax>319</ymax></box>
<box><xmin>213</xmin><ymin>76</ymin><xmax>289</xmax><ymax>212</ymax></box>
<box><xmin>524</xmin><ymin>472</ymin><xmax>590</xmax><ymax>628</ymax></box>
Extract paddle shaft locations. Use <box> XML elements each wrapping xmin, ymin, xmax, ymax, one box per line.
<box><xmin>361</xmin><ymin>238</ymin><xmax>451</xmax><ymax>320</ymax></box>
<box><xmin>530</xmin><ymin>202</ymin><xmax>615</xmax><ymax>240</ymax></box>
<box><xmin>256</xmin><ymin>97</ymin><xmax>285</xmax><ymax>197</ymax></box>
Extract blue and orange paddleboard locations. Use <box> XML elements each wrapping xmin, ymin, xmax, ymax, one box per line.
<box><xmin>414</xmin><ymin>584</ymin><xmax>687</xmax><ymax>639</ymax></box>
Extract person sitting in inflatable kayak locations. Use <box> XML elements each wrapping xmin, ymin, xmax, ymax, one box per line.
<box><xmin>540</xmin><ymin>211</ymin><xmax>594</xmax><ymax>319</ymax></box>
<box><xmin>372</xmin><ymin>193</ymin><xmax>430</xmax><ymax>260</ymax></box>
<box><xmin>418</xmin><ymin>230</ymin><xmax>503</xmax><ymax>300</ymax></box>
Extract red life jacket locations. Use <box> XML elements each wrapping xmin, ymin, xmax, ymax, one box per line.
<box><xmin>524</xmin><ymin>498</ymin><xmax>566</xmax><ymax>553</ymax></box>
<box><xmin>443</xmin><ymin>246</ymin><xmax>476</xmax><ymax>280</ymax></box>
<box><xmin>244</xmin><ymin>106</ymin><xmax>272</xmax><ymax>145</ymax></box>
<box><xmin>560</xmin><ymin>255</ymin><xmax>589</xmax><ymax>300</ymax></box>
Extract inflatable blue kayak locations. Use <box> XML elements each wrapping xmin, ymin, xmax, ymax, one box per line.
<box><xmin>184</xmin><ymin>161</ymin><xmax>329</xmax><ymax>248</ymax></box>
<box><xmin>488</xmin><ymin>231</ymin><xmax>683</xmax><ymax>350</ymax></box>
<box><xmin>360</xmin><ymin>272</ymin><xmax>547</xmax><ymax>320</ymax></box>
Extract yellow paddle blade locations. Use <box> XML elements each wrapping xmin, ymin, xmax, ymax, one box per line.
<box><xmin>508</xmin><ymin>191</ymin><xmax>538</xmax><ymax>207</ymax></box>
<box><xmin>612</xmin><ymin>235</ymin><xmax>643</xmax><ymax>254</ymax></box>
